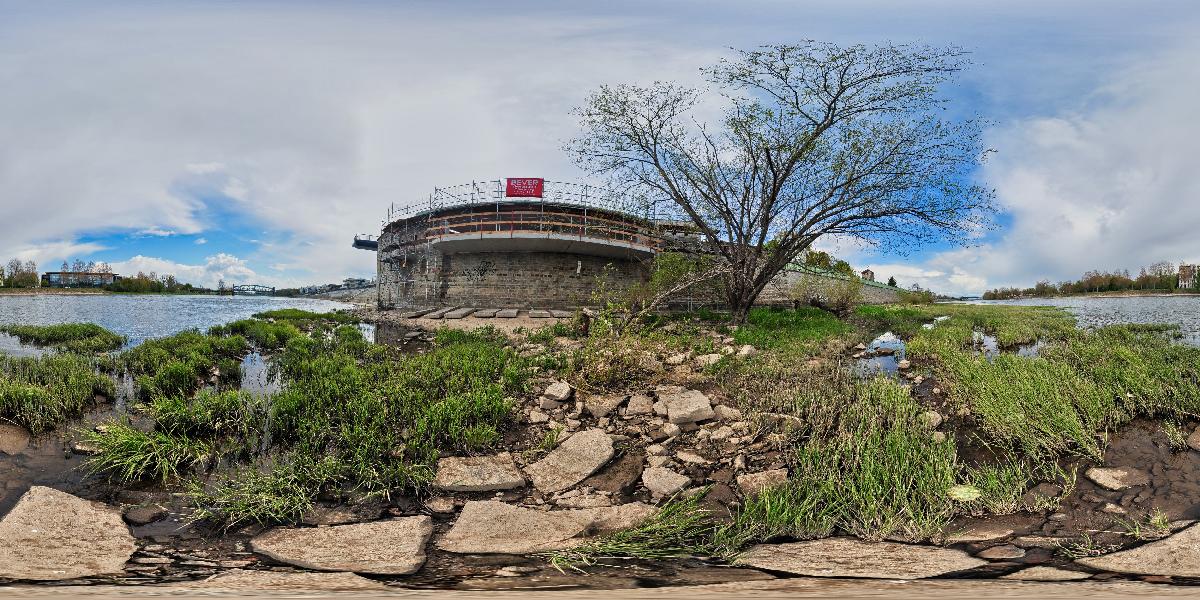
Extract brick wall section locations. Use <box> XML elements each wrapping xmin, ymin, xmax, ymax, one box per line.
<box><xmin>377</xmin><ymin>244</ymin><xmax>647</xmax><ymax>309</ymax></box>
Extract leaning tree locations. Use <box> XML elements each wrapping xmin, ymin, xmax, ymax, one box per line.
<box><xmin>569</xmin><ymin>42</ymin><xmax>995</xmax><ymax>322</ymax></box>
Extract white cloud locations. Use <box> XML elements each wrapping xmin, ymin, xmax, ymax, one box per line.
<box><xmin>892</xmin><ymin>38</ymin><xmax>1200</xmax><ymax>296</ymax></box>
<box><xmin>194</xmin><ymin>237</ymin><xmax>207</xmax><ymax>245</ymax></box>
<box><xmin>137</xmin><ymin>227</ymin><xmax>177</xmax><ymax>237</ymax></box>
<box><xmin>107</xmin><ymin>253</ymin><xmax>259</xmax><ymax>289</ymax></box>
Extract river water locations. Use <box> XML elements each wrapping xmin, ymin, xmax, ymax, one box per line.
<box><xmin>974</xmin><ymin>295</ymin><xmax>1200</xmax><ymax>346</ymax></box>
<box><xmin>0</xmin><ymin>294</ymin><xmax>352</xmax><ymax>347</ymax></box>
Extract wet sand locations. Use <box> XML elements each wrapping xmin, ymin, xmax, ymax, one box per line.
<box><xmin>2</xmin><ymin>578</ymin><xmax>1196</xmax><ymax>599</ymax></box>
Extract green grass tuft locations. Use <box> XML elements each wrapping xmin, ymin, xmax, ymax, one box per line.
<box><xmin>0</xmin><ymin>323</ymin><xmax>126</xmax><ymax>353</ymax></box>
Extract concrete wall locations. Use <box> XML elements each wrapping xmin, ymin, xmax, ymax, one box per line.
<box><xmin>377</xmin><ymin>244</ymin><xmax>647</xmax><ymax>309</ymax></box>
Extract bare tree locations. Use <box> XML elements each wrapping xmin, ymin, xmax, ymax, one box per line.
<box><xmin>569</xmin><ymin>42</ymin><xmax>995</xmax><ymax>322</ymax></box>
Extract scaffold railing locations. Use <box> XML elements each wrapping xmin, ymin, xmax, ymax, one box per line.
<box><xmin>383</xmin><ymin>179</ymin><xmax>679</xmax><ymax>225</ymax></box>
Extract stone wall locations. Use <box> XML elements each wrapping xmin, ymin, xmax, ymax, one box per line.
<box><xmin>377</xmin><ymin>245</ymin><xmax>647</xmax><ymax>309</ymax></box>
<box><xmin>760</xmin><ymin>266</ymin><xmax>901</xmax><ymax>305</ymax></box>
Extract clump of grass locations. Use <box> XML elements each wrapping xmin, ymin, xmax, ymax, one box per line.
<box><xmin>1056</xmin><ymin>534</ymin><xmax>1121</xmax><ymax>559</ymax></box>
<box><xmin>252</xmin><ymin>308</ymin><xmax>358</xmax><ymax>324</ymax></box>
<box><xmin>188</xmin><ymin>455</ymin><xmax>341</xmax><ymax>528</ymax></box>
<box><xmin>1162</xmin><ymin>421</ymin><xmax>1190</xmax><ymax>452</ymax></box>
<box><xmin>1117</xmin><ymin>508</ymin><xmax>1172</xmax><ymax>541</ymax></box>
<box><xmin>82</xmin><ymin>422</ymin><xmax>212</xmax><ymax>482</ymax></box>
<box><xmin>209</xmin><ymin>319</ymin><xmax>302</xmax><ymax>350</ymax></box>
<box><xmin>0</xmin><ymin>353</ymin><xmax>115</xmax><ymax>432</ymax></box>
<box><xmin>184</xmin><ymin>324</ymin><xmax>530</xmax><ymax>525</ymax></box>
<box><xmin>546</xmin><ymin>493</ymin><xmax>719</xmax><ymax>571</ymax></box>
<box><xmin>151</xmin><ymin>389</ymin><xmax>265</xmax><ymax>439</ymax></box>
<box><xmin>720</xmin><ymin>357</ymin><xmax>959</xmax><ymax>542</ymax></box>
<box><xmin>122</xmin><ymin>330</ymin><xmax>248</xmax><ymax>399</ymax></box>
<box><xmin>733</xmin><ymin>306</ymin><xmax>851</xmax><ymax>352</ymax></box>
<box><xmin>0</xmin><ymin>323</ymin><xmax>126</xmax><ymax>353</ymax></box>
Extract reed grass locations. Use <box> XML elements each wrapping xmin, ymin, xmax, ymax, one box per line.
<box><xmin>0</xmin><ymin>323</ymin><xmax>126</xmax><ymax>353</ymax></box>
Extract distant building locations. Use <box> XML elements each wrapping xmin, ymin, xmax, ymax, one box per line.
<box><xmin>41</xmin><ymin>271</ymin><xmax>120</xmax><ymax>288</ymax></box>
<box><xmin>342</xmin><ymin>277</ymin><xmax>371</xmax><ymax>288</ymax></box>
<box><xmin>1181</xmin><ymin>264</ymin><xmax>1197</xmax><ymax>289</ymax></box>
<box><xmin>860</xmin><ymin>269</ymin><xmax>875</xmax><ymax>282</ymax></box>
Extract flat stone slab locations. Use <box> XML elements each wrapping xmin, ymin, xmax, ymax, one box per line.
<box><xmin>425</xmin><ymin>306</ymin><xmax>458</xmax><ymax>319</ymax></box>
<box><xmin>1001</xmin><ymin>566</ymin><xmax>1092</xmax><ymax>581</ymax></box>
<box><xmin>736</xmin><ymin>469</ymin><xmax>788</xmax><ymax>496</ymax></box>
<box><xmin>496</xmin><ymin>308</ymin><xmax>520</xmax><ymax>318</ymax></box>
<box><xmin>401</xmin><ymin>308</ymin><xmax>436</xmax><ymax>318</ymax></box>
<box><xmin>0</xmin><ymin>486</ymin><xmax>136</xmax><ymax>580</ymax></box>
<box><xmin>529</xmin><ymin>309</ymin><xmax>552</xmax><ymax>318</ymax></box>
<box><xmin>443</xmin><ymin>307</ymin><xmax>477</xmax><ymax>319</ymax></box>
<box><xmin>251</xmin><ymin>516</ymin><xmax>433</xmax><ymax>575</ymax></box>
<box><xmin>472</xmin><ymin>308</ymin><xmax>499</xmax><ymax>318</ymax></box>
<box><xmin>736</xmin><ymin>538</ymin><xmax>988</xmax><ymax>579</ymax></box>
<box><xmin>642</xmin><ymin>466</ymin><xmax>690</xmax><ymax>497</ymax></box>
<box><xmin>1085</xmin><ymin>466</ymin><xmax>1150</xmax><ymax>490</ymax></box>
<box><xmin>524</xmin><ymin>428</ymin><xmax>614</xmax><ymax>493</ymax></box>
<box><xmin>585</xmin><ymin>394</ymin><xmax>626</xmax><ymax>418</ymax></box>
<box><xmin>658</xmin><ymin>386</ymin><xmax>715</xmax><ymax>424</ymax></box>
<box><xmin>0</xmin><ymin>422</ymin><xmax>31</xmax><ymax>454</ymax></box>
<box><xmin>434</xmin><ymin>452</ymin><xmax>525</xmax><ymax>492</ymax></box>
<box><xmin>437</xmin><ymin>500</ymin><xmax>656</xmax><ymax>554</ymax></box>
<box><xmin>1077</xmin><ymin>522</ymin><xmax>1200</xmax><ymax>577</ymax></box>
<box><xmin>178</xmin><ymin>569</ymin><xmax>388</xmax><ymax>591</ymax></box>
<box><xmin>549</xmin><ymin>310</ymin><xmax>573</xmax><ymax>318</ymax></box>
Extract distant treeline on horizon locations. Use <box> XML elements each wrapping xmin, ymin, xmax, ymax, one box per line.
<box><xmin>983</xmin><ymin>261</ymin><xmax>1199</xmax><ymax>300</ymax></box>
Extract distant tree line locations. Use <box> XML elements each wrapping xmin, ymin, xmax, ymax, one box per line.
<box><xmin>107</xmin><ymin>271</ymin><xmax>199</xmax><ymax>294</ymax></box>
<box><xmin>2</xmin><ymin>259</ymin><xmax>39</xmax><ymax>287</ymax></box>
<box><xmin>983</xmin><ymin>261</ymin><xmax>1197</xmax><ymax>299</ymax></box>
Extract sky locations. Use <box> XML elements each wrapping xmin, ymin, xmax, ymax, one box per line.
<box><xmin>1</xmin><ymin>0</ymin><xmax>1198</xmax><ymax>295</ymax></box>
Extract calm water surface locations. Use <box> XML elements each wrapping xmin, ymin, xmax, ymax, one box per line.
<box><xmin>975</xmin><ymin>295</ymin><xmax>1200</xmax><ymax>346</ymax></box>
<box><xmin>0</xmin><ymin>294</ymin><xmax>352</xmax><ymax>346</ymax></box>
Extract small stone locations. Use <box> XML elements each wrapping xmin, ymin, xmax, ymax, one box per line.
<box><xmin>434</xmin><ymin>452</ymin><xmax>525</xmax><ymax>492</ymax></box>
<box><xmin>543</xmin><ymin>381</ymin><xmax>574</xmax><ymax>402</ymax></box>
<box><xmin>736</xmin><ymin>469</ymin><xmax>788</xmax><ymax>496</ymax></box>
<box><xmin>425</xmin><ymin>497</ymin><xmax>457</xmax><ymax>514</ymax></box>
<box><xmin>854</xmin><ymin>343</ymin><xmax>867</xmax><ymax>351</ymax></box>
<box><xmin>437</xmin><ymin>501</ymin><xmax>656</xmax><ymax>554</ymax></box>
<box><xmin>736</xmin><ymin>345</ymin><xmax>757</xmax><ymax>358</ymax></box>
<box><xmin>665</xmin><ymin>353</ymin><xmax>688</xmax><ymax>366</ymax></box>
<box><xmin>976</xmin><ymin>544</ymin><xmax>1026</xmax><ymax>560</ymax></box>
<box><xmin>646</xmin><ymin>444</ymin><xmax>667</xmax><ymax>456</ymax></box>
<box><xmin>124</xmin><ymin>503</ymin><xmax>168</xmax><ymax>526</ymax></box>
<box><xmin>539</xmin><ymin>397</ymin><xmax>563</xmax><ymax>410</ymax></box>
<box><xmin>1085</xmin><ymin>466</ymin><xmax>1151</xmax><ymax>491</ymax></box>
<box><xmin>1100</xmin><ymin>502</ymin><xmax>1127</xmax><ymax>515</ymax></box>
<box><xmin>931</xmin><ymin>431</ymin><xmax>947</xmax><ymax>443</ymax></box>
<box><xmin>710</xmin><ymin>425</ymin><xmax>735</xmax><ymax>441</ymax></box>
<box><xmin>694</xmin><ymin>354</ymin><xmax>722</xmax><ymax>368</ymax></box>
<box><xmin>642</xmin><ymin>467</ymin><xmax>690</xmax><ymax>498</ymax></box>
<box><xmin>713</xmin><ymin>405</ymin><xmax>743</xmax><ymax>422</ymax></box>
<box><xmin>660</xmin><ymin>388</ymin><xmax>716</xmax><ymax>424</ymax></box>
<box><xmin>647</xmin><ymin>456</ymin><xmax>670</xmax><ymax>468</ymax></box>
<box><xmin>897</xmin><ymin>359</ymin><xmax>912</xmax><ymax>370</ymax></box>
<box><xmin>586</xmin><ymin>395</ymin><xmax>626</xmax><ymax>418</ymax></box>
<box><xmin>528</xmin><ymin>410</ymin><xmax>550</xmax><ymax>424</ymax></box>
<box><xmin>1187</xmin><ymin>426</ymin><xmax>1200</xmax><ymax>452</ymax></box>
<box><xmin>661</xmin><ymin>423</ymin><xmax>682</xmax><ymax>438</ymax></box>
<box><xmin>675</xmin><ymin>451</ymin><xmax>708</xmax><ymax>465</ymax></box>
<box><xmin>625</xmin><ymin>394</ymin><xmax>654</xmax><ymax>415</ymax></box>
<box><xmin>921</xmin><ymin>411</ymin><xmax>943</xmax><ymax>429</ymax></box>
<box><xmin>70</xmin><ymin>440</ymin><xmax>100</xmax><ymax>455</ymax></box>
<box><xmin>0</xmin><ymin>422</ymin><xmax>30</xmax><ymax>455</ymax></box>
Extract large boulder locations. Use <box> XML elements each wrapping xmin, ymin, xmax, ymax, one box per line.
<box><xmin>657</xmin><ymin>387</ymin><xmax>715</xmax><ymax>424</ymax></box>
<box><xmin>0</xmin><ymin>486</ymin><xmax>136</xmax><ymax>580</ymax></box>
<box><xmin>251</xmin><ymin>516</ymin><xmax>433</xmax><ymax>575</ymax></box>
<box><xmin>1077</xmin><ymin>522</ymin><xmax>1200</xmax><ymax>577</ymax></box>
<box><xmin>524</xmin><ymin>428</ymin><xmax>614</xmax><ymax>493</ymax></box>
<box><xmin>735</xmin><ymin>538</ymin><xmax>987</xmax><ymax>579</ymax></box>
<box><xmin>437</xmin><ymin>500</ymin><xmax>657</xmax><ymax>554</ymax></box>
<box><xmin>1084</xmin><ymin>466</ymin><xmax>1150</xmax><ymax>491</ymax></box>
<box><xmin>434</xmin><ymin>452</ymin><xmax>525</xmax><ymax>492</ymax></box>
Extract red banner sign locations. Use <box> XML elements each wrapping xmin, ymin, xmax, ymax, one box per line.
<box><xmin>505</xmin><ymin>177</ymin><xmax>544</xmax><ymax>198</ymax></box>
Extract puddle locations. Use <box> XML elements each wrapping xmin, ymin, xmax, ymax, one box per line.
<box><xmin>973</xmin><ymin>331</ymin><xmax>1044</xmax><ymax>361</ymax></box>
<box><xmin>238</xmin><ymin>352</ymin><xmax>280</xmax><ymax>397</ymax></box>
<box><xmin>852</xmin><ymin>331</ymin><xmax>907</xmax><ymax>377</ymax></box>
<box><xmin>0</xmin><ymin>333</ymin><xmax>51</xmax><ymax>358</ymax></box>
